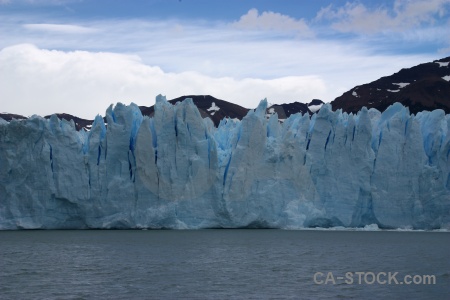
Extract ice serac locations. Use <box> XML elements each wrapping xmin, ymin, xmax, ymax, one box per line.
<box><xmin>0</xmin><ymin>96</ymin><xmax>449</xmax><ymax>229</ymax></box>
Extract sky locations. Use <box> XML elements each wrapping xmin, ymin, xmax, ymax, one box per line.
<box><xmin>1</xmin><ymin>0</ymin><xmax>449</xmax><ymax>119</ymax></box>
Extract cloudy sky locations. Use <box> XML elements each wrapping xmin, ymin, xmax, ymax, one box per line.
<box><xmin>1</xmin><ymin>0</ymin><xmax>449</xmax><ymax>119</ymax></box>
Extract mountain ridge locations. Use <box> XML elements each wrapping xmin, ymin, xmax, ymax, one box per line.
<box><xmin>1</xmin><ymin>96</ymin><xmax>323</xmax><ymax>130</ymax></box>
<box><xmin>1</xmin><ymin>56</ymin><xmax>449</xmax><ymax>129</ymax></box>
<box><xmin>330</xmin><ymin>56</ymin><xmax>450</xmax><ymax>114</ymax></box>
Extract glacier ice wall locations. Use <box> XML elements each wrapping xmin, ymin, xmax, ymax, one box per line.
<box><xmin>1</xmin><ymin>96</ymin><xmax>449</xmax><ymax>229</ymax></box>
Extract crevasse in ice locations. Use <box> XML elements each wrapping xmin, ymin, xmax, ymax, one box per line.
<box><xmin>0</xmin><ymin>95</ymin><xmax>449</xmax><ymax>229</ymax></box>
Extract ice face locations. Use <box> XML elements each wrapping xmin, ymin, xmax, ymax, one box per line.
<box><xmin>0</xmin><ymin>96</ymin><xmax>449</xmax><ymax>229</ymax></box>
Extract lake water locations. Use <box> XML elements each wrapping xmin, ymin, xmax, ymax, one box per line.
<box><xmin>0</xmin><ymin>230</ymin><xmax>449</xmax><ymax>299</ymax></box>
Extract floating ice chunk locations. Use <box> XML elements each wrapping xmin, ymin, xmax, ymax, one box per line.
<box><xmin>442</xmin><ymin>75</ymin><xmax>450</xmax><ymax>81</ymax></box>
<box><xmin>362</xmin><ymin>224</ymin><xmax>380</xmax><ymax>231</ymax></box>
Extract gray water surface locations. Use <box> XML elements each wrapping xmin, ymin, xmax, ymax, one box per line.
<box><xmin>0</xmin><ymin>230</ymin><xmax>449</xmax><ymax>299</ymax></box>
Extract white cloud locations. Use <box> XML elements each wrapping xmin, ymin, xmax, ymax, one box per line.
<box><xmin>23</xmin><ymin>23</ymin><xmax>98</xmax><ymax>34</ymax></box>
<box><xmin>316</xmin><ymin>0</ymin><xmax>450</xmax><ymax>34</ymax></box>
<box><xmin>233</xmin><ymin>8</ymin><xmax>313</xmax><ymax>37</ymax></box>
<box><xmin>0</xmin><ymin>13</ymin><xmax>441</xmax><ymax>82</ymax></box>
<box><xmin>0</xmin><ymin>44</ymin><xmax>327</xmax><ymax>119</ymax></box>
<box><xmin>0</xmin><ymin>11</ymin><xmax>441</xmax><ymax>119</ymax></box>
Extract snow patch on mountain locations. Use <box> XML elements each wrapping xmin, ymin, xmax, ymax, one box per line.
<box><xmin>392</xmin><ymin>82</ymin><xmax>410</xmax><ymax>88</ymax></box>
<box><xmin>308</xmin><ymin>104</ymin><xmax>323</xmax><ymax>113</ymax></box>
<box><xmin>207</xmin><ymin>102</ymin><xmax>220</xmax><ymax>116</ymax></box>
<box><xmin>436</xmin><ymin>61</ymin><xmax>449</xmax><ymax>67</ymax></box>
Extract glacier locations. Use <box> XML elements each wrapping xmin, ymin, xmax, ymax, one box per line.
<box><xmin>0</xmin><ymin>96</ymin><xmax>449</xmax><ymax>230</ymax></box>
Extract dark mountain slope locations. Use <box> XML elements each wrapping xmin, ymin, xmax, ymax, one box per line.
<box><xmin>140</xmin><ymin>95</ymin><xmax>249</xmax><ymax>127</ymax></box>
<box><xmin>331</xmin><ymin>56</ymin><xmax>450</xmax><ymax>114</ymax></box>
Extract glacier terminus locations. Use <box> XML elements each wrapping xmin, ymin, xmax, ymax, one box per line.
<box><xmin>0</xmin><ymin>96</ymin><xmax>449</xmax><ymax>230</ymax></box>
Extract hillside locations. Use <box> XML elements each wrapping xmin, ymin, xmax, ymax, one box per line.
<box><xmin>331</xmin><ymin>56</ymin><xmax>450</xmax><ymax>114</ymax></box>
